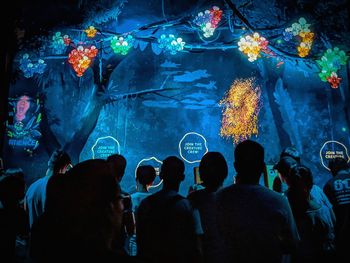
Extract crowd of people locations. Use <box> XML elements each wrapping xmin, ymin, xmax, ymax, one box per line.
<box><xmin>0</xmin><ymin>140</ymin><xmax>349</xmax><ymax>263</ymax></box>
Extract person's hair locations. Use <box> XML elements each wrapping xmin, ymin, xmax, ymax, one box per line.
<box><xmin>45</xmin><ymin>159</ymin><xmax>122</xmax><ymax>253</ymax></box>
<box><xmin>287</xmin><ymin>165</ymin><xmax>313</xmax><ymax>218</ymax></box>
<box><xmin>274</xmin><ymin>156</ymin><xmax>298</xmax><ymax>180</ymax></box>
<box><xmin>48</xmin><ymin>150</ymin><xmax>71</xmax><ymax>174</ymax></box>
<box><xmin>160</xmin><ymin>156</ymin><xmax>185</xmax><ymax>184</ymax></box>
<box><xmin>328</xmin><ymin>157</ymin><xmax>349</xmax><ymax>176</ymax></box>
<box><xmin>107</xmin><ymin>154</ymin><xmax>127</xmax><ymax>182</ymax></box>
<box><xmin>287</xmin><ymin>165</ymin><xmax>313</xmax><ymax>192</ymax></box>
<box><xmin>136</xmin><ymin>165</ymin><xmax>156</xmax><ymax>187</ymax></box>
<box><xmin>199</xmin><ymin>152</ymin><xmax>228</xmax><ymax>190</ymax></box>
<box><xmin>280</xmin><ymin>147</ymin><xmax>301</xmax><ymax>163</ymax></box>
<box><xmin>234</xmin><ymin>140</ymin><xmax>264</xmax><ymax>183</ymax></box>
<box><xmin>0</xmin><ymin>168</ymin><xmax>25</xmax><ymax>208</ymax></box>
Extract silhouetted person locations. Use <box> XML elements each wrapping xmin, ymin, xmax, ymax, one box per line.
<box><xmin>286</xmin><ymin>165</ymin><xmax>335</xmax><ymax>262</ymax></box>
<box><xmin>107</xmin><ymin>154</ymin><xmax>135</xmax><ymax>255</ymax></box>
<box><xmin>323</xmin><ymin>157</ymin><xmax>350</xmax><ymax>260</ymax></box>
<box><xmin>0</xmin><ymin>168</ymin><xmax>28</xmax><ymax>263</ymax></box>
<box><xmin>131</xmin><ymin>165</ymin><xmax>157</xmax><ymax>212</ymax></box>
<box><xmin>25</xmin><ymin>150</ymin><xmax>71</xmax><ymax>228</ymax></box>
<box><xmin>107</xmin><ymin>154</ymin><xmax>127</xmax><ymax>184</ymax></box>
<box><xmin>137</xmin><ymin>156</ymin><xmax>200</xmax><ymax>263</ymax></box>
<box><xmin>216</xmin><ymin>140</ymin><xmax>299</xmax><ymax>263</ymax></box>
<box><xmin>273</xmin><ymin>148</ymin><xmax>332</xmax><ymax>209</ymax></box>
<box><xmin>188</xmin><ymin>152</ymin><xmax>228</xmax><ymax>263</ymax></box>
<box><xmin>30</xmin><ymin>159</ymin><xmax>138</xmax><ymax>263</ymax></box>
<box><xmin>128</xmin><ymin>165</ymin><xmax>157</xmax><ymax>256</ymax></box>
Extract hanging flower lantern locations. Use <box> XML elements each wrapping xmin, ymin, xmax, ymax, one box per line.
<box><xmin>193</xmin><ymin>6</ymin><xmax>223</xmax><ymax>38</ymax></box>
<box><xmin>238</xmin><ymin>32</ymin><xmax>269</xmax><ymax>62</ymax></box>
<box><xmin>63</xmin><ymin>35</ymin><xmax>72</xmax><ymax>46</ymax></box>
<box><xmin>158</xmin><ymin>34</ymin><xmax>185</xmax><ymax>55</ymax></box>
<box><xmin>84</xmin><ymin>26</ymin><xmax>97</xmax><ymax>38</ymax></box>
<box><xmin>51</xmin><ymin>32</ymin><xmax>67</xmax><ymax>54</ymax></box>
<box><xmin>284</xmin><ymin>18</ymin><xmax>314</xmax><ymax>58</ymax></box>
<box><xmin>19</xmin><ymin>54</ymin><xmax>47</xmax><ymax>78</ymax></box>
<box><xmin>68</xmin><ymin>45</ymin><xmax>98</xmax><ymax>77</ymax></box>
<box><xmin>317</xmin><ymin>47</ymin><xmax>348</xmax><ymax>89</ymax></box>
<box><xmin>110</xmin><ymin>35</ymin><xmax>134</xmax><ymax>55</ymax></box>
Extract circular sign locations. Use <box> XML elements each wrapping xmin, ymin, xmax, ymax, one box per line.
<box><xmin>135</xmin><ymin>157</ymin><xmax>163</xmax><ymax>189</ymax></box>
<box><xmin>91</xmin><ymin>136</ymin><xmax>121</xmax><ymax>159</ymax></box>
<box><xmin>179</xmin><ymin>132</ymin><xmax>209</xmax><ymax>164</ymax></box>
<box><xmin>319</xmin><ymin>140</ymin><xmax>350</xmax><ymax>170</ymax></box>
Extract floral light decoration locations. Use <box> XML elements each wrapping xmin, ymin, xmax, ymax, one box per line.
<box><xmin>316</xmin><ymin>47</ymin><xmax>348</xmax><ymax>89</ymax></box>
<box><xmin>158</xmin><ymin>34</ymin><xmax>185</xmax><ymax>55</ymax></box>
<box><xmin>219</xmin><ymin>78</ymin><xmax>261</xmax><ymax>144</ymax></box>
<box><xmin>284</xmin><ymin>17</ymin><xmax>314</xmax><ymax>58</ymax></box>
<box><xmin>84</xmin><ymin>26</ymin><xmax>97</xmax><ymax>38</ymax></box>
<box><xmin>68</xmin><ymin>45</ymin><xmax>98</xmax><ymax>77</ymax></box>
<box><xmin>238</xmin><ymin>33</ymin><xmax>269</xmax><ymax>62</ymax></box>
<box><xmin>193</xmin><ymin>6</ymin><xmax>223</xmax><ymax>38</ymax></box>
<box><xmin>19</xmin><ymin>54</ymin><xmax>47</xmax><ymax>78</ymax></box>
<box><xmin>110</xmin><ymin>35</ymin><xmax>135</xmax><ymax>55</ymax></box>
<box><xmin>51</xmin><ymin>32</ymin><xmax>69</xmax><ymax>54</ymax></box>
<box><xmin>63</xmin><ymin>35</ymin><xmax>71</xmax><ymax>46</ymax></box>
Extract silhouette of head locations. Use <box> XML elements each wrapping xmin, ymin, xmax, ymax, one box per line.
<box><xmin>234</xmin><ymin>140</ymin><xmax>264</xmax><ymax>184</ymax></box>
<box><xmin>199</xmin><ymin>152</ymin><xmax>228</xmax><ymax>191</ymax></box>
<box><xmin>136</xmin><ymin>165</ymin><xmax>156</xmax><ymax>189</ymax></box>
<box><xmin>57</xmin><ymin>159</ymin><xmax>123</xmax><ymax>250</ymax></box>
<box><xmin>287</xmin><ymin>165</ymin><xmax>313</xmax><ymax>216</ymax></box>
<box><xmin>160</xmin><ymin>156</ymin><xmax>185</xmax><ymax>188</ymax></box>
<box><xmin>0</xmin><ymin>168</ymin><xmax>25</xmax><ymax>208</ymax></box>
<box><xmin>274</xmin><ymin>156</ymin><xmax>298</xmax><ymax>180</ymax></box>
<box><xmin>280</xmin><ymin>147</ymin><xmax>301</xmax><ymax>163</ymax></box>
<box><xmin>288</xmin><ymin>165</ymin><xmax>313</xmax><ymax>193</ymax></box>
<box><xmin>47</xmin><ymin>149</ymin><xmax>72</xmax><ymax>175</ymax></box>
<box><xmin>107</xmin><ymin>154</ymin><xmax>127</xmax><ymax>182</ymax></box>
<box><xmin>328</xmin><ymin>157</ymin><xmax>349</xmax><ymax>177</ymax></box>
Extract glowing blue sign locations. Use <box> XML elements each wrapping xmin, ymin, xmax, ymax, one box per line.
<box><xmin>91</xmin><ymin>136</ymin><xmax>120</xmax><ymax>159</ymax></box>
<box><xmin>320</xmin><ymin>140</ymin><xmax>350</xmax><ymax>170</ymax></box>
<box><xmin>179</xmin><ymin>132</ymin><xmax>208</xmax><ymax>163</ymax></box>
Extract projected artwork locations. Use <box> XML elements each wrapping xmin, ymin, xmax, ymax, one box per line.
<box><xmin>320</xmin><ymin>141</ymin><xmax>350</xmax><ymax>170</ymax></box>
<box><xmin>91</xmin><ymin>136</ymin><xmax>121</xmax><ymax>159</ymax></box>
<box><xmin>179</xmin><ymin>132</ymin><xmax>208</xmax><ymax>164</ymax></box>
<box><xmin>6</xmin><ymin>96</ymin><xmax>41</xmax><ymax>151</ymax></box>
<box><xmin>135</xmin><ymin>157</ymin><xmax>163</xmax><ymax>189</ymax></box>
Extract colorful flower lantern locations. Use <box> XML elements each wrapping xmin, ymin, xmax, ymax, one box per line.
<box><xmin>63</xmin><ymin>35</ymin><xmax>71</xmax><ymax>46</ymax></box>
<box><xmin>19</xmin><ymin>54</ymin><xmax>47</xmax><ymax>78</ymax></box>
<box><xmin>238</xmin><ymin>32</ymin><xmax>269</xmax><ymax>62</ymax></box>
<box><xmin>317</xmin><ymin>47</ymin><xmax>348</xmax><ymax>89</ymax></box>
<box><xmin>85</xmin><ymin>26</ymin><xmax>97</xmax><ymax>38</ymax></box>
<box><xmin>110</xmin><ymin>35</ymin><xmax>134</xmax><ymax>55</ymax></box>
<box><xmin>158</xmin><ymin>34</ymin><xmax>185</xmax><ymax>55</ymax></box>
<box><xmin>193</xmin><ymin>6</ymin><xmax>223</xmax><ymax>38</ymax></box>
<box><xmin>284</xmin><ymin>18</ymin><xmax>314</xmax><ymax>58</ymax></box>
<box><xmin>68</xmin><ymin>45</ymin><xmax>98</xmax><ymax>77</ymax></box>
<box><xmin>51</xmin><ymin>32</ymin><xmax>67</xmax><ymax>54</ymax></box>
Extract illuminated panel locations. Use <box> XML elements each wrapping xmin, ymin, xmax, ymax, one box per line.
<box><xmin>178</xmin><ymin>132</ymin><xmax>209</xmax><ymax>164</ymax></box>
<box><xmin>91</xmin><ymin>136</ymin><xmax>121</xmax><ymax>159</ymax></box>
<box><xmin>319</xmin><ymin>140</ymin><xmax>350</xmax><ymax>170</ymax></box>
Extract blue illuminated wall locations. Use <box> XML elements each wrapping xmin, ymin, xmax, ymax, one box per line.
<box><xmin>3</xmin><ymin>0</ymin><xmax>350</xmax><ymax>195</ymax></box>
